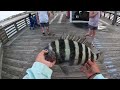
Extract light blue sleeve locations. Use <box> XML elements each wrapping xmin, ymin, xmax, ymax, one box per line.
<box><xmin>23</xmin><ymin>62</ymin><xmax>53</xmax><ymax>79</ymax></box>
<box><xmin>93</xmin><ymin>74</ymin><xmax>108</xmax><ymax>79</ymax></box>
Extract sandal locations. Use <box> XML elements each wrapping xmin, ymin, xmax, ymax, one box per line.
<box><xmin>47</xmin><ymin>32</ymin><xmax>51</xmax><ymax>36</ymax></box>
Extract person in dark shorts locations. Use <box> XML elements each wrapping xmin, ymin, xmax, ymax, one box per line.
<box><xmin>37</xmin><ymin>11</ymin><xmax>50</xmax><ymax>36</ymax></box>
<box><xmin>40</xmin><ymin>22</ymin><xmax>49</xmax><ymax>31</ymax></box>
<box><xmin>89</xmin><ymin>25</ymin><xmax>98</xmax><ymax>31</ymax></box>
<box><xmin>85</xmin><ymin>11</ymin><xmax>100</xmax><ymax>46</ymax></box>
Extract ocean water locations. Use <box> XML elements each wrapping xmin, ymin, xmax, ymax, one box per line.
<box><xmin>0</xmin><ymin>11</ymin><xmax>25</xmax><ymax>21</ymax></box>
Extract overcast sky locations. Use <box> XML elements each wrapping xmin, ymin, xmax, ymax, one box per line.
<box><xmin>0</xmin><ymin>11</ymin><xmax>25</xmax><ymax>21</ymax></box>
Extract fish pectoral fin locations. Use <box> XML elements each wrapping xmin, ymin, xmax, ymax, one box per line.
<box><xmin>97</xmin><ymin>51</ymin><xmax>104</xmax><ymax>64</ymax></box>
<box><xmin>59</xmin><ymin>65</ymin><xmax>69</xmax><ymax>75</ymax></box>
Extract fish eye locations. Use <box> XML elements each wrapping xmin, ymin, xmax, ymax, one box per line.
<box><xmin>44</xmin><ymin>49</ymin><xmax>48</xmax><ymax>52</ymax></box>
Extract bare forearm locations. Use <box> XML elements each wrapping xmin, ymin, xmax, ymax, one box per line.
<box><xmin>89</xmin><ymin>12</ymin><xmax>98</xmax><ymax>18</ymax></box>
<box><xmin>47</xmin><ymin>11</ymin><xmax>50</xmax><ymax>18</ymax></box>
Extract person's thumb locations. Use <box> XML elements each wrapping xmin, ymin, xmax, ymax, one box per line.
<box><xmin>42</xmin><ymin>49</ymin><xmax>48</xmax><ymax>54</ymax></box>
<box><xmin>80</xmin><ymin>67</ymin><xmax>83</xmax><ymax>72</ymax></box>
<box><xmin>87</xmin><ymin>59</ymin><xmax>94</xmax><ymax>65</ymax></box>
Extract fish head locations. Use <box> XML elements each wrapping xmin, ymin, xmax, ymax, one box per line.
<box><xmin>43</xmin><ymin>45</ymin><xmax>57</xmax><ymax>63</ymax></box>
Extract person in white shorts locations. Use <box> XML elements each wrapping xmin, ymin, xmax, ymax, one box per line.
<box><xmin>85</xmin><ymin>11</ymin><xmax>100</xmax><ymax>46</ymax></box>
<box><xmin>37</xmin><ymin>11</ymin><xmax>50</xmax><ymax>35</ymax></box>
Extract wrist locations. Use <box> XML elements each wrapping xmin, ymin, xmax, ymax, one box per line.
<box><xmin>88</xmin><ymin>73</ymin><xmax>101</xmax><ymax>79</ymax></box>
<box><xmin>36</xmin><ymin>60</ymin><xmax>50</xmax><ymax>68</ymax></box>
<box><xmin>93</xmin><ymin>74</ymin><xmax>106</xmax><ymax>79</ymax></box>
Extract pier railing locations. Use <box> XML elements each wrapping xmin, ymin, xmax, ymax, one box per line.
<box><xmin>0</xmin><ymin>13</ymin><xmax>35</xmax><ymax>44</ymax></box>
<box><xmin>0</xmin><ymin>12</ymin><xmax>35</xmax><ymax>78</ymax></box>
<box><xmin>101</xmin><ymin>11</ymin><xmax>120</xmax><ymax>25</ymax></box>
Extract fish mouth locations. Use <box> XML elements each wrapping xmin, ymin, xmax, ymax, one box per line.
<box><xmin>43</xmin><ymin>46</ymin><xmax>56</xmax><ymax>62</ymax></box>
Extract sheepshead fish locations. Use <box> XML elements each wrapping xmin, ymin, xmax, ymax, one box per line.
<box><xmin>43</xmin><ymin>38</ymin><xmax>103</xmax><ymax>66</ymax></box>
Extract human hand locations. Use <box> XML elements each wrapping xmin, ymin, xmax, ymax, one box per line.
<box><xmin>36</xmin><ymin>50</ymin><xmax>56</xmax><ymax>68</ymax></box>
<box><xmin>80</xmin><ymin>59</ymin><xmax>101</xmax><ymax>79</ymax></box>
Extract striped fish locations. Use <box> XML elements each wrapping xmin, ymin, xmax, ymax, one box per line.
<box><xmin>44</xmin><ymin>38</ymin><xmax>102</xmax><ymax>66</ymax></box>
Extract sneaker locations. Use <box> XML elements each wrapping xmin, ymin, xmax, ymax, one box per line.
<box><xmin>42</xmin><ymin>32</ymin><xmax>45</xmax><ymax>36</ymax></box>
<box><xmin>85</xmin><ymin>33</ymin><xmax>90</xmax><ymax>36</ymax></box>
<box><xmin>47</xmin><ymin>31</ymin><xmax>52</xmax><ymax>35</ymax></box>
<box><xmin>92</xmin><ymin>42</ymin><xmax>95</xmax><ymax>47</ymax></box>
<box><xmin>52</xmin><ymin>33</ymin><xmax>55</xmax><ymax>36</ymax></box>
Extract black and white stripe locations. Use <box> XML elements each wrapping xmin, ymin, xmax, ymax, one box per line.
<box><xmin>96</xmin><ymin>53</ymin><xmax>99</xmax><ymax>60</ymax></box>
<box><xmin>81</xmin><ymin>44</ymin><xmax>86</xmax><ymax>64</ymax></box>
<box><xmin>91</xmin><ymin>51</ymin><xmax>94</xmax><ymax>61</ymax></box>
<box><xmin>55</xmin><ymin>40</ymin><xmax>62</xmax><ymax>63</ymax></box>
<box><xmin>94</xmin><ymin>53</ymin><xmax>97</xmax><ymax>61</ymax></box>
<box><xmin>78</xmin><ymin>43</ymin><xmax>83</xmax><ymax>64</ymax></box>
<box><xmin>69</xmin><ymin>40</ymin><xmax>75</xmax><ymax>65</ymax></box>
<box><xmin>73</xmin><ymin>41</ymin><xmax>79</xmax><ymax>65</ymax></box>
<box><xmin>50</xmin><ymin>41</ymin><xmax>59</xmax><ymax>63</ymax></box>
<box><xmin>59</xmin><ymin>39</ymin><xmax>65</xmax><ymax>62</ymax></box>
<box><xmin>48</xmin><ymin>43</ymin><xmax>53</xmax><ymax>51</ymax></box>
<box><xmin>64</xmin><ymin>39</ymin><xmax>70</xmax><ymax>61</ymax></box>
<box><xmin>88</xmin><ymin>47</ymin><xmax>91</xmax><ymax>60</ymax></box>
<box><xmin>55</xmin><ymin>40</ymin><xmax>59</xmax><ymax>55</ymax></box>
<box><xmin>84</xmin><ymin>45</ymin><xmax>89</xmax><ymax>64</ymax></box>
<box><xmin>50</xmin><ymin>41</ymin><xmax>55</xmax><ymax>53</ymax></box>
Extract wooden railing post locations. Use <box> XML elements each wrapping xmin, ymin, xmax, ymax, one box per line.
<box><xmin>112</xmin><ymin>11</ymin><xmax>118</xmax><ymax>25</ymax></box>
<box><xmin>0</xmin><ymin>40</ymin><xmax>3</xmax><ymax>79</ymax></box>
<box><xmin>24</xmin><ymin>17</ymin><xmax>28</xmax><ymax>27</ymax></box>
<box><xmin>0</xmin><ymin>29</ymin><xmax>2</xmax><ymax>42</ymax></box>
<box><xmin>103</xmin><ymin>11</ymin><xmax>106</xmax><ymax>17</ymax></box>
<box><xmin>108</xmin><ymin>13</ymin><xmax>111</xmax><ymax>19</ymax></box>
<box><xmin>0</xmin><ymin>27</ymin><xmax>9</xmax><ymax>44</ymax></box>
<box><xmin>14</xmin><ymin>22</ymin><xmax>19</xmax><ymax>32</ymax></box>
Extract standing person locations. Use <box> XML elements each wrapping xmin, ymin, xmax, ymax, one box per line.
<box><xmin>37</xmin><ymin>11</ymin><xmax>50</xmax><ymax>36</ymax></box>
<box><xmin>33</xmin><ymin>14</ymin><xmax>39</xmax><ymax>27</ymax></box>
<box><xmin>28</xmin><ymin>13</ymin><xmax>35</xmax><ymax>30</ymax></box>
<box><xmin>85</xmin><ymin>11</ymin><xmax>100</xmax><ymax>46</ymax></box>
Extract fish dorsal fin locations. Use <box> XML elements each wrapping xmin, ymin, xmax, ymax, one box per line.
<box><xmin>60</xmin><ymin>32</ymin><xmax>64</xmax><ymax>39</ymax></box>
<box><xmin>59</xmin><ymin>32</ymin><xmax>92</xmax><ymax>49</ymax></box>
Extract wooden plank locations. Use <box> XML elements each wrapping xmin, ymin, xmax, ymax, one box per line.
<box><xmin>0</xmin><ymin>41</ymin><xmax>3</xmax><ymax>79</ymax></box>
<box><xmin>0</xmin><ymin>32</ymin><xmax>7</xmax><ymax>37</ymax></box>
<box><xmin>6</xmin><ymin>28</ymin><xmax>16</xmax><ymax>35</ymax></box>
<box><xmin>7</xmin><ymin>29</ymin><xmax>17</xmax><ymax>37</ymax></box>
<box><xmin>1</xmin><ymin>34</ymin><xmax>8</xmax><ymax>41</ymax></box>
<box><xmin>0</xmin><ymin>29</ymin><xmax>6</xmax><ymax>36</ymax></box>
<box><xmin>4</xmin><ymin>24</ymin><xmax>14</xmax><ymax>32</ymax></box>
<box><xmin>7</xmin><ymin>31</ymin><xmax>17</xmax><ymax>38</ymax></box>
<box><xmin>2</xmin><ymin>37</ymin><xmax>9</xmax><ymax>44</ymax></box>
